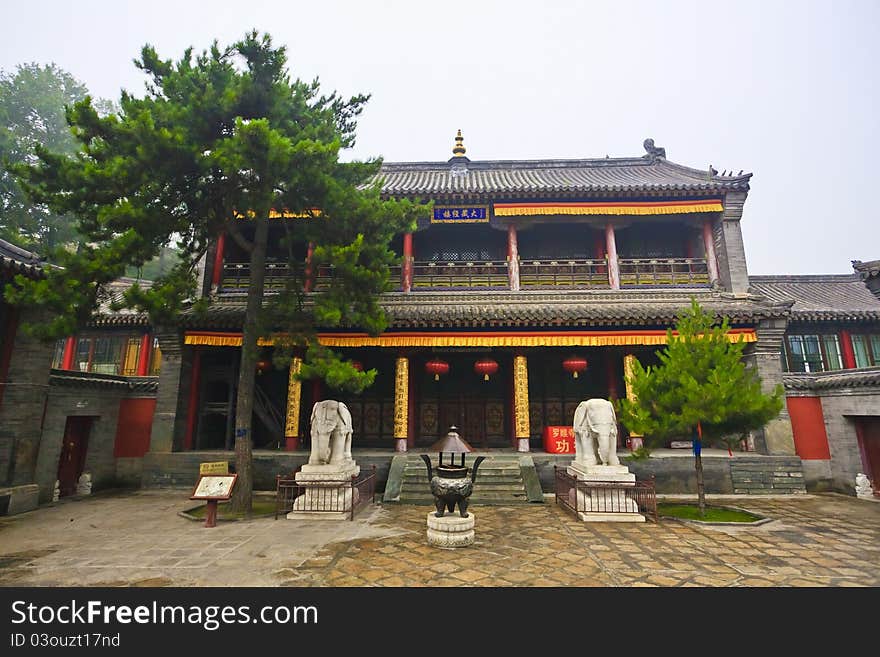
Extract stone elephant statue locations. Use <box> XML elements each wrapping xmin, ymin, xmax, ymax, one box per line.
<box><xmin>308</xmin><ymin>400</ymin><xmax>353</xmax><ymax>466</ymax></box>
<box><xmin>572</xmin><ymin>398</ymin><xmax>620</xmax><ymax>467</ymax></box>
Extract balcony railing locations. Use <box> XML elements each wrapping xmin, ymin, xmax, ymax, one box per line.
<box><xmin>519</xmin><ymin>259</ymin><xmax>609</xmax><ymax>288</ymax></box>
<box><xmin>220</xmin><ymin>256</ymin><xmax>712</xmax><ymax>293</ymax></box>
<box><xmin>410</xmin><ymin>260</ymin><xmax>509</xmax><ymax>290</ymax></box>
<box><xmin>618</xmin><ymin>257</ymin><xmax>710</xmax><ymax>287</ymax></box>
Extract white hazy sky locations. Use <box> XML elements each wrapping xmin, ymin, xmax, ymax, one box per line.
<box><xmin>2</xmin><ymin>0</ymin><xmax>877</xmax><ymax>275</ymax></box>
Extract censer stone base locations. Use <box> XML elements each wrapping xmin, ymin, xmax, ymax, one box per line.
<box><xmin>426</xmin><ymin>512</ymin><xmax>475</xmax><ymax>548</ymax></box>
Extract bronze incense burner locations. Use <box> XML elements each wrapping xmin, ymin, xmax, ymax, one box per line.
<box><xmin>421</xmin><ymin>426</ymin><xmax>486</xmax><ymax>518</ymax></box>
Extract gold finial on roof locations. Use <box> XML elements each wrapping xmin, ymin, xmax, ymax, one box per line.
<box><xmin>452</xmin><ymin>129</ymin><xmax>466</xmax><ymax>157</ymax></box>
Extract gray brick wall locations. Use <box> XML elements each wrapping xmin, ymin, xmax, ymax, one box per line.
<box><xmin>743</xmin><ymin>318</ymin><xmax>796</xmax><ymax>455</ymax></box>
<box><xmin>818</xmin><ymin>391</ymin><xmax>880</xmax><ymax>493</ymax></box>
<box><xmin>718</xmin><ymin>191</ymin><xmax>751</xmax><ymax>294</ymax></box>
<box><xmin>148</xmin><ymin>330</ymin><xmax>189</xmax><ymax>453</ymax></box>
<box><xmin>0</xmin><ymin>306</ymin><xmax>53</xmax><ymax>487</ymax></box>
<box><xmin>34</xmin><ymin>387</ymin><xmax>122</xmax><ymax>503</ymax></box>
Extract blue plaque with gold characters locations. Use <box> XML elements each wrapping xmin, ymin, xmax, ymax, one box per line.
<box><xmin>431</xmin><ymin>206</ymin><xmax>489</xmax><ymax>223</ymax></box>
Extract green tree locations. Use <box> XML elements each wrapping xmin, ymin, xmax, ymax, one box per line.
<box><xmin>0</xmin><ymin>63</ymin><xmax>90</xmax><ymax>251</ymax></box>
<box><xmin>6</xmin><ymin>31</ymin><xmax>426</xmax><ymax>513</ymax></box>
<box><xmin>616</xmin><ymin>299</ymin><xmax>783</xmax><ymax>516</ymax></box>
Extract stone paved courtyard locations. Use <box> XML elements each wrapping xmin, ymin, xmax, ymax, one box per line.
<box><xmin>0</xmin><ymin>490</ymin><xmax>878</xmax><ymax>587</ymax></box>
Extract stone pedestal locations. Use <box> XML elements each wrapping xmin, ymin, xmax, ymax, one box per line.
<box><xmin>566</xmin><ymin>463</ymin><xmax>644</xmax><ymax>523</ymax></box>
<box><xmin>426</xmin><ymin>512</ymin><xmax>475</xmax><ymax>548</ymax></box>
<box><xmin>287</xmin><ymin>461</ymin><xmax>360</xmax><ymax>521</ymax></box>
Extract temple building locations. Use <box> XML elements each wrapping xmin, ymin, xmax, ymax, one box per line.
<box><xmin>2</xmin><ymin>135</ymin><xmax>879</xmax><ymax>512</ymax></box>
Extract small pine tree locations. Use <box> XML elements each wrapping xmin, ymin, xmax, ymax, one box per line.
<box><xmin>617</xmin><ymin>299</ymin><xmax>783</xmax><ymax>516</ymax></box>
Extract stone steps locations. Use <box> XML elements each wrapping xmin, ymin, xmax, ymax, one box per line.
<box><xmin>384</xmin><ymin>454</ymin><xmax>544</xmax><ymax>505</ymax></box>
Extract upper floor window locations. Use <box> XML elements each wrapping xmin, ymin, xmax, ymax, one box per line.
<box><xmin>782</xmin><ymin>334</ymin><xmax>842</xmax><ymax>373</ymax></box>
<box><xmin>851</xmin><ymin>334</ymin><xmax>880</xmax><ymax>368</ymax></box>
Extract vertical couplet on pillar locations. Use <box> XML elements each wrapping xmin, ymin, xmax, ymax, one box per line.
<box><xmin>393</xmin><ymin>356</ymin><xmax>409</xmax><ymax>452</ymax></box>
<box><xmin>702</xmin><ymin>218</ymin><xmax>720</xmax><ymax>287</ymax></box>
<box><xmin>507</xmin><ymin>224</ymin><xmax>520</xmax><ymax>291</ymax></box>
<box><xmin>513</xmin><ymin>354</ymin><xmax>530</xmax><ymax>453</ymax></box>
<box><xmin>284</xmin><ymin>356</ymin><xmax>303</xmax><ymax>451</ymax></box>
<box><xmin>605</xmin><ymin>223</ymin><xmax>620</xmax><ymax>290</ymax></box>
<box><xmin>623</xmin><ymin>353</ymin><xmax>643</xmax><ymax>448</ymax></box>
<box><xmin>401</xmin><ymin>232</ymin><xmax>414</xmax><ymax>293</ymax></box>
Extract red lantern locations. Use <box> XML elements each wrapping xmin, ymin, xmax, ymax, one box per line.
<box><xmin>474</xmin><ymin>358</ymin><xmax>499</xmax><ymax>381</ymax></box>
<box><xmin>255</xmin><ymin>359</ymin><xmax>272</xmax><ymax>375</ymax></box>
<box><xmin>350</xmin><ymin>360</ymin><xmax>363</xmax><ymax>372</ymax></box>
<box><xmin>425</xmin><ymin>357</ymin><xmax>450</xmax><ymax>381</ymax></box>
<box><xmin>562</xmin><ymin>355</ymin><xmax>588</xmax><ymax>379</ymax></box>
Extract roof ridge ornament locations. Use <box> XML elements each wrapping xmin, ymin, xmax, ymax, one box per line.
<box><xmin>452</xmin><ymin>129</ymin><xmax>467</xmax><ymax>157</ymax></box>
<box><xmin>643</xmin><ymin>138</ymin><xmax>666</xmax><ymax>160</ymax></box>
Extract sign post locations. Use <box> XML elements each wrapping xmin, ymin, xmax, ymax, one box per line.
<box><xmin>190</xmin><ymin>474</ymin><xmax>238</xmax><ymax>528</ymax></box>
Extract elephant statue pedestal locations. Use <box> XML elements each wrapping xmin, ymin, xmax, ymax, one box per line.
<box><xmin>426</xmin><ymin>512</ymin><xmax>475</xmax><ymax>548</ymax></box>
<box><xmin>566</xmin><ymin>463</ymin><xmax>644</xmax><ymax>523</ymax></box>
<box><xmin>286</xmin><ymin>462</ymin><xmax>361</xmax><ymax>521</ymax></box>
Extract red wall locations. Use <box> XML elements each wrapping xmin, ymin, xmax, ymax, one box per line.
<box><xmin>786</xmin><ymin>397</ymin><xmax>831</xmax><ymax>460</ymax></box>
<box><xmin>114</xmin><ymin>398</ymin><xmax>156</xmax><ymax>457</ymax></box>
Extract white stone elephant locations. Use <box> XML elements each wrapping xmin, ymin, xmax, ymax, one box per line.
<box><xmin>308</xmin><ymin>400</ymin><xmax>353</xmax><ymax>466</ymax></box>
<box><xmin>572</xmin><ymin>398</ymin><xmax>620</xmax><ymax>467</ymax></box>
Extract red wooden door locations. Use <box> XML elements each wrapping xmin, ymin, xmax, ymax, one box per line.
<box><xmin>57</xmin><ymin>416</ymin><xmax>92</xmax><ymax>497</ymax></box>
<box><xmin>857</xmin><ymin>418</ymin><xmax>880</xmax><ymax>490</ymax></box>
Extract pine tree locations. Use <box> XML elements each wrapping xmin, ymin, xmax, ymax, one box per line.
<box><xmin>617</xmin><ymin>299</ymin><xmax>783</xmax><ymax>516</ymax></box>
<box><xmin>5</xmin><ymin>32</ymin><xmax>427</xmax><ymax>513</ymax></box>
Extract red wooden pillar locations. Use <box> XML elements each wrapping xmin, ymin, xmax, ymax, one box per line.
<box><xmin>184</xmin><ymin>347</ymin><xmax>202</xmax><ymax>450</ymax></box>
<box><xmin>211</xmin><ymin>232</ymin><xmax>226</xmax><ymax>289</ymax></box>
<box><xmin>702</xmin><ymin>218</ymin><xmax>720</xmax><ymax>286</ymax></box>
<box><xmin>507</xmin><ymin>225</ymin><xmax>520</xmax><ymax>291</ymax></box>
<box><xmin>304</xmin><ymin>242</ymin><xmax>315</xmax><ymax>292</ymax></box>
<box><xmin>604</xmin><ymin>223</ymin><xmax>620</xmax><ymax>290</ymax></box>
<box><xmin>311</xmin><ymin>378</ymin><xmax>323</xmax><ymax>404</ymax></box>
<box><xmin>606</xmin><ymin>351</ymin><xmax>618</xmax><ymax>401</ymax></box>
<box><xmin>401</xmin><ymin>232</ymin><xmax>414</xmax><ymax>293</ymax></box>
<box><xmin>594</xmin><ymin>232</ymin><xmax>607</xmax><ymax>274</ymax></box>
<box><xmin>840</xmin><ymin>330</ymin><xmax>857</xmax><ymax>369</ymax></box>
<box><xmin>135</xmin><ymin>334</ymin><xmax>152</xmax><ymax>376</ymax></box>
<box><xmin>61</xmin><ymin>336</ymin><xmax>76</xmax><ymax>370</ymax></box>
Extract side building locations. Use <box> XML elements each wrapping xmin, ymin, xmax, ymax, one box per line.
<box><xmin>750</xmin><ymin>272</ymin><xmax>880</xmax><ymax>493</ymax></box>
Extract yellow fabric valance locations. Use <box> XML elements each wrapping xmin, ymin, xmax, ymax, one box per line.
<box><xmin>184</xmin><ymin>329</ymin><xmax>757</xmax><ymax>348</ymax></box>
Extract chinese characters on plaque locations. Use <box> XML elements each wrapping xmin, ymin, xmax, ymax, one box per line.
<box><xmin>431</xmin><ymin>206</ymin><xmax>489</xmax><ymax>223</ymax></box>
<box><xmin>542</xmin><ymin>426</ymin><xmax>576</xmax><ymax>454</ymax></box>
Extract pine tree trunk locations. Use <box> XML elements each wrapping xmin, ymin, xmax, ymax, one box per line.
<box><xmin>230</xmin><ymin>212</ymin><xmax>269</xmax><ymax>515</ymax></box>
<box><xmin>695</xmin><ymin>449</ymin><xmax>706</xmax><ymax>517</ymax></box>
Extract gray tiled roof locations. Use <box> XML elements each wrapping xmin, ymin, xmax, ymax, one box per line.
<box><xmin>185</xmin><ymin>290</ymin><xmax>788</xmax><ymax>330</ymax></box>
<box><xmin>49</xmin><ymin>368</ymin><xmax>159</xmax><ymax>393</ymax></box>
<box><xmin>749</xmin><ymin>275</ymin><xmax>880</xmax><ymax>322</ymax></box>
<box><xmin>376</xmin><ymin>156</ymin><xmax>750</xmax><ymax>197</ymax></box>
<box><xmin>0</xmin><ymin>238</ymin><xmax>44</xmax><ymax>277</ymax></box>
<box><xmin>91</xmin><ymin>277</ymin><xmax>152</xmax><ymax>326</ymax></box>
<box><xmin>784</xmin><ymin>366</ymin><xmax>880</xmax><ymax>391</ymax></box>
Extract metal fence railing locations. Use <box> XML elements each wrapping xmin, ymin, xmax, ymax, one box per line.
<box><xmin>276</xmin><ymin>465</ymin><xmax>377</xmax><ymax>520</ymax></box>
<box><xmin>554</xmin><ymin>466</ymin><xmax>657</xmax><ymax>522</ymax></box>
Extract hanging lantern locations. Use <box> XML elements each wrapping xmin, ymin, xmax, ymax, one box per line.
<box><xmin>350</xmin><ymin>360</ymin><xmax>363</xmax><ymax>372</ymax></box>
<box><xmin>562</xmin><ymin>355</ymin><xmax>588</xmax><ymax>379</ymax></box>
<box><xmin>255</xmin><ymin>359</ymin><xmax>272</xmax><ymax>375</ymax></box>
<box><xmin>474</xmin><ymin>357</ymin><xmax>499</xmax><ymax>381</ymax></box>
<box><xmin>425</xmin><ymin>357</ymin><xmax>450</xmax><ymax>381</ymax></box>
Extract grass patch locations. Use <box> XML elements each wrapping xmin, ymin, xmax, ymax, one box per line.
<box><xmin>657</xmin><ymin>503</ymin><xmax>763</xmax><ymax>523</ymax></box>
<box><xmin>187</xmin><ymin>500</ymin><xmax>277</xmax><ymax>520</ymax></box>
